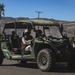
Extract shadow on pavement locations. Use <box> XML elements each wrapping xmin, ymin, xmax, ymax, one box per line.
<box><xmin>50</xmin><ymin>62</ymin><xmax>75</xmax><ymax>73</ymax></box>
<box><xmin>16</xmin><ymin>62</ymin><xmax>38</xmax><ymax>69</ymax></box>
<box><xmin>16</xmin><ymin>62</ymin><xmax>75</xmax><ymax>73</ymax></box>
<box><xmin>1</xmin><ymin>62</ymin><xmax>75</xmax><ymax>73</ymax></box>
<box><xmin>1</xmin><ymin>64</ymin><xmax>17</xmax><ymax>66</ymax></box>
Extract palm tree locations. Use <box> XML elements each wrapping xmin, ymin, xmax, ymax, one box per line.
<box><xmin>0</xmin><ymin>3</ymin><xmax>5</xmax><ymax>18</ymax></box>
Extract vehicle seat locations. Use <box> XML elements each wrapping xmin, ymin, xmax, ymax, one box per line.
<box><xmin>35</xmin><ymin>30</ymin><xmax>42</xmax><ymax>38</ymax></box>
<box><xmin>11</xmin><ymin>35</ymin><xmax>20</xmax><ymax>48</ymax></box>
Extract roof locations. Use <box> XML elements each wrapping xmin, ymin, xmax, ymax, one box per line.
<box><xmin>5</xmin><ymin>20</ymin><xmax>32</xmax><ymax>29</ymax></box>
<box><xmin>4</xmin><ymin>19</ymin><xmax>60</xmax><ymax>29</ymax></box>
<box><xmin>30</xmin><ymin>20</ymin><xmax>59</xmax><ymax>26</ymax></box>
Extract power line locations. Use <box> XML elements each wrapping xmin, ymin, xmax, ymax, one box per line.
<box><xmin>35</xmin><ymin>11</ymin><xmax>43</xmax><ymax>19</ymax></box>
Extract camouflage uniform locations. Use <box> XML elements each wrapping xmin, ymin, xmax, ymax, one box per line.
<box><xmin>21</xmin><ymin>29</ymin><xmax>33</xmax><ymax>52</ymax></box>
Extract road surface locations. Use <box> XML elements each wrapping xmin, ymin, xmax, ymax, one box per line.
<box><xmin>0</xmin><ymin>59</ymin><xmax>75</xmax><ymax>75</ymax></box>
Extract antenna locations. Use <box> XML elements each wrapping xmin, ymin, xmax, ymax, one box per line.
<box><xmin>35</xmin><ymin>11</ymin><xmax>43</xmax><ymax>19</ymax></box>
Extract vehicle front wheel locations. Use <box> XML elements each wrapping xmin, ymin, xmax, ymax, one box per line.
<box><xmin>0</xmin><ymin>49</ymin><xmax>4</xmax><ymax>65</ymax></box>
<box><xmin>68</xmin><ymin>54</ymin><xmax>75</xmax><ymax>69</ymax></box>
<box><xmin>37</xmin><ymin>49</ymin><xmax>55</xmax><ymax>72</ymax></box>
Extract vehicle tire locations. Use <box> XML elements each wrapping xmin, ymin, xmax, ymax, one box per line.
<box><xmin>37</xmin><ymin>49</ymin><xmax>55</xmax><ymax>72</ymax></box>
<box><xmin>0</xmin><ymin>49</ymin><xmax>4</xmax><ymax>65</ymax></box>
<box><xmin>68</xmin><ymin>54</ymin><xmax>75</xmax><ymax>69</ymax></box>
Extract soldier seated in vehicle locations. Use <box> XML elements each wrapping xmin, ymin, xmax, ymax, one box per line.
<box><xmin>11</xmin><ymin>31</ymin><xmax>20</xmax><ymax>51</ymax></box>
<box><xmin>21</xmin><ymin>29</ymin><xmax>33</xmax><ymax>54</ymax></box>
<box><xmin>35</xmin><ymin>29</ymin><xmax>42</xmax><ymax>38</ymax></box>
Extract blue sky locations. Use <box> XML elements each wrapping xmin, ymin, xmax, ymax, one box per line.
<box><xmin>0</xmin><ymin>0</ymin><xmax>75</xmax><ymax>21</ymax></box>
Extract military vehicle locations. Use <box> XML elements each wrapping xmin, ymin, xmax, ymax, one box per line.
<box><xmin>0</xmin><ymin>20</ymin><xmax>75</xmax><ymax>71</ymax></box>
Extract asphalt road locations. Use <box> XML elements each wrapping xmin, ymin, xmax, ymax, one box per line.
<box><xmin>0</xmin><ymin>59</ymin><xmax>75</xmax><ymax>75</ymax></box>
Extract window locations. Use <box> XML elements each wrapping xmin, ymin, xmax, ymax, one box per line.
<box><xmin>45</xmin><ymin>26</ymin><xmax>62</xmax><ymax>38</ymax></box>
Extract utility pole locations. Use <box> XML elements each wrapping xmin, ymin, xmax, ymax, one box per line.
<box><xmin>35</xmin><ymin>11</ymin><xmax>43</xmax><ymax>19</ymax></box>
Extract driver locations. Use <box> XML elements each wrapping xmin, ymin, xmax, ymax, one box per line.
<box><xmin>21</xmin><ymin>29</ymin><xmax>33</xmax><ymax>53</ymax></box>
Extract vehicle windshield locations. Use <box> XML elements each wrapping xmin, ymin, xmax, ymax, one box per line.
<box><xmin>45</xmin><ymin>26</ymin><xmax>62</xmax><ymax>38</ymax></box>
